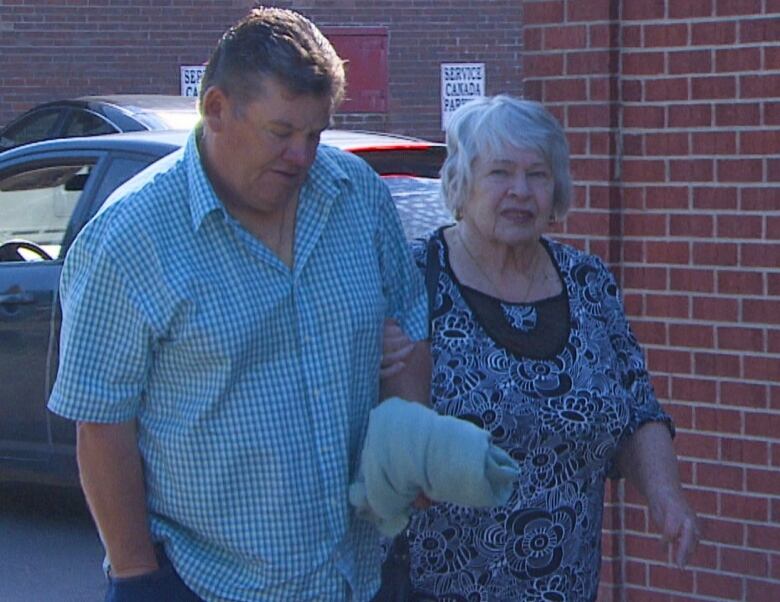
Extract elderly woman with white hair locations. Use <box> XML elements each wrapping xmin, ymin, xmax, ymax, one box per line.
<box><xmin>380</xmin><ymin>95</ymin><xmax>699</xmax><ymax>601</ymax></box>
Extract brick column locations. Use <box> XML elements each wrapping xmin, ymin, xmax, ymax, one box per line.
<box><xmin>619</xmin><ymin>3</ymin><xmax>780</xmax><ymax>600</ymax></box>
<box><xmin>523</xmin><ymin>1</ymin><xmax>780</xmax><ymax>601</ymax></box>
<box><xmin>522</xmin><ymin>0</ymin><xmax>623</xmax><ymax>264</ymax></box>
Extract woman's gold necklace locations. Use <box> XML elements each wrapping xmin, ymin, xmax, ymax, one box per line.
<box><xmin>456</xmin><ymin>228</ymin><xmax>544</xmax><ymax>303</ymax></box>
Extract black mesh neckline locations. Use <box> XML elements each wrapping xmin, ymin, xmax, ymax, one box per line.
<box><xmin>437</xmin><ymin>227</ymin><xmax>571</xmax><ymax>360</ymax></box>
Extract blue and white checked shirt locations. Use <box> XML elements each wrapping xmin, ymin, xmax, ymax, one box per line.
<box><xmin>48</xmin><ymin>130</ymin><xmax>428</xmax><ymax>601</ymax></box>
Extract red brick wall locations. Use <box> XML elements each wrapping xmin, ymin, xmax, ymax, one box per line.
<box><xmin>523</xmin><ymin>1</ymin><xmax>780</xmax><ymax>600</ymax></box>
<box><xmin>0</xmin><ymin>0</ymin><xmax>524</xmax><ymax>141</ymax></box>
<box><xmin>0</xmin><ymin>0</ymin><xmax>249</xmax><ymax>124</ymax></box>
<box><xmin>279</xmin><ymin>0</ymin><xmax>525</xmax><ymax>140</ymax></box>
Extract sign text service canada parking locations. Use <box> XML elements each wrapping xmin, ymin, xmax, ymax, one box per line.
<box><xmin>440</xmin><ymin>62</ymin><xmax>485</xmax><ymax>129</ymax></box>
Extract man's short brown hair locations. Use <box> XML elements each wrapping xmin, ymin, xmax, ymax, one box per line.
<box><xmin>199</xmin><ymin>7</ymin><xmax>346</xmax><ymax>114</ymax></box>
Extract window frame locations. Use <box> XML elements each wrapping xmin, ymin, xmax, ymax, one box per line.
<box><xmin>61</xmin><ymin>108</ymin><xmax>121</xmax><ymax>139</ymax></box>
<box><xmin>0</xmin><ymin>108</ymin><xmax>69</xmax><ymax>150</ymax></box>
<box><xmin>0</xmin><ymin>149</ymin><xmax>110</xmax><ymax>261</ymax></box>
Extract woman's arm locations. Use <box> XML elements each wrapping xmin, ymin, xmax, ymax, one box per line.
<box><xmin>615</xmin><ymin>421</ymin><xmax>700</xmax><ymax>567</ymax></box>
<box><xmin>379</xmin><ymin>332</ymin><xmax>432</xmax><ymax>405</ymax></box>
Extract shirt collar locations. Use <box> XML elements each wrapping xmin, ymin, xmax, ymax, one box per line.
<box><xmin>183</xmin><ymin>128</ymin><xmax>354</xmax><ymax>233</ymax></box>
<box><xmin>185</xmin><ymin>127</ymin><xmax>225</xmax><ymax>231</ymax></box>
<box><xmin>300</xmin><ymin>142</ymin><xmax>353</xmax><ymax>202</ymax></box>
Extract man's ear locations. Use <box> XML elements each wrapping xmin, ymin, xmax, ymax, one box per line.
<box><xmin>201</xmin><ymin>86</ymin><xmax>230</xmax><ymax>133</ymax></box>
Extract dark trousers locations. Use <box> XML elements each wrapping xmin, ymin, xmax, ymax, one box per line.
<box><xmin>105</xmin><ymin>545</ymin><xmax>202</xmax><ymax>602</ymax></box>
<box><xmin>371</xmin><ymin>536</ymin><xmax>412</xmax><ymax>602</ymax></box>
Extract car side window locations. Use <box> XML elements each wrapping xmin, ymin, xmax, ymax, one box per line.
<box><xmin>63</xmin><ymin>110</ymin><xmax>118</xmax><ymax>138</ymax></box>
<box><xmin>89</xmin><ymin>155</ymin><xmax>156</xmax><ymax>217</ymax></box>
<box><xmin>0</xmin><ymin>109</ymin><xmax>63</xmax><ymax>150</ymax></box>
<box><xmin>0</xmin><ymin>160</ymin><xmax>95</xmax><ymax>262</ymax></box>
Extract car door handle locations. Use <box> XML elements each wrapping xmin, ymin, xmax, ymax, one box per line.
<box><xmin>0</xmin><ymin>292</ymin><xmax>35</xmax><ymax>304</ymax></box>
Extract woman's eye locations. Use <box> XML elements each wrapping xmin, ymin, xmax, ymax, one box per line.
<box><xmin>490</xmin><ymin>168</ymin><xmax>509</xmax><ymax>176</ymax></box>
<box><xmin>529</xmin><ymin>170</ymin><xmax>550</xmax><ymax>179</ymax></box>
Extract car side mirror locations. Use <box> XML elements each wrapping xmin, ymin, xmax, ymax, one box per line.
<box><xmin>64</xmin><ymin>172</ymin><xmax>89</xmax><ymax>191</ymax></box>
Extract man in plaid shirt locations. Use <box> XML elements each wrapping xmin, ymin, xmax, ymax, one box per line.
<box><xmin>49</xmin><ymin>8</ymin><xmax>430</xmax><ymax>601</ymax></box>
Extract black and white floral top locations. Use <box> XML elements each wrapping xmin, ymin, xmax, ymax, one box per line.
<box><xmin>405</xmin><ymin>227</ymin><xmax>672</xmax><ymax>602</ymax></box>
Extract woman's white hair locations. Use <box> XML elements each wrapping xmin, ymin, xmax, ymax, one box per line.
<box><xmin>440</xmin><ymin>95</ymin><xmax>572</xmax><ymax>221</ymax></box>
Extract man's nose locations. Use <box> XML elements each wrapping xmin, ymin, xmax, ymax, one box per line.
<box><xmin>283</xmin><ymin>138</ymin><xmax>315</xmax><ymax>167</ymax></box>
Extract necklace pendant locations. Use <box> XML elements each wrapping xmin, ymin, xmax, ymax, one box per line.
<box><xmin>501</xmin><ymin>303</ymin><xmax>537</xmax><ymax>332</ymax></box>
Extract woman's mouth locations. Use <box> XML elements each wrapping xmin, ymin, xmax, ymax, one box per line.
<box><xmin>501</xmin><ymin>208</ymin><xmax>535</xmax><ymax>222</ymax></box>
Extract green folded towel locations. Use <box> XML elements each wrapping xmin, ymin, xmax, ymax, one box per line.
<box><xmin>349</xmin><ymin>397</ymin><xmax>520</xmax><ymax>536</ymax></box>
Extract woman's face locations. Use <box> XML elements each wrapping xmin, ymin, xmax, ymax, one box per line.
<box><xmin>460</xmin><ymin>145</ymin><xmax>555</xmax><ymax>247</ymax></box>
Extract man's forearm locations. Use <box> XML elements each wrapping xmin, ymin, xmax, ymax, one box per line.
<box><xmin>379</xmin><ymin>340</ymin><xmax>432</xmax><ymax>405</ymax></box>
<box><xmin>77</xmin><ymin>420</ymin><xmax>158</xmax><ymax>577</ymax></box>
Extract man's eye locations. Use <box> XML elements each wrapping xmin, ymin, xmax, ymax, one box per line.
<box><xmin>270</xmin><ymin>129</ymin><xmax>291</xmax><ymax>139</ymax></box>
<box><xmin>529</xmin><ymin>170</ymin><xmax>549</xmax><ymax>178</ymax></box>
<box><xmin>490</xmin><ymin>168</ymin><xmax>509</xmax><ymax>176</ymax></box>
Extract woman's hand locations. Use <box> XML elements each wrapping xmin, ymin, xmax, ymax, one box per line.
<box><xmin>648</xmin><ymin>486</ymin><xmax>701</xmax><ymax>568</ymax></box>
<box><xmin>616</xmin><ymin>422</ymin><xmax>701</xmax><ymax>568</ymax></box>
<box><xmin>381</xmin><ymin>321</ymin><xmax>434</xmax><ymax>512</ymax></box>
<box><xmin>412</xmin><ymin>492</ymin><xmax>433</xmax><ymax>509</ymax></box>
<box><xmin>380</xmin><ymin>319</ymin><xmax>415</xmax><ymax>379</ymax></box>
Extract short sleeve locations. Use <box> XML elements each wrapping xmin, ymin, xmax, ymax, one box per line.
<box><xmin>376</xmin><ymin>184</ymin><xmax>428</xmax><ymax>343</ymax></box>
<box><xmin>47</xmin><ymin>228</ymin><xmax>157</xmax><ymax>423</ymax></box>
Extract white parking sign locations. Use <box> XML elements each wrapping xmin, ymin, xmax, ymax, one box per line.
<box><xmin>180</xmin><ymin>66</ymin><xmax>206</xmax><ymax>97</ymax></box>
<box><xmin>441</xmin><ymin>63</ymin><xmax>485</xmax><ymax>130</ymax></box>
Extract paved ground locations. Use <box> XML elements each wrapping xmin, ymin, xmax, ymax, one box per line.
<box><xmin>0</xmin><ymin>482</ymin><xmax>105</xmax><ymax>602</ymax></box>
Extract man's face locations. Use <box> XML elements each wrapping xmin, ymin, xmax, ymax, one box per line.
<box><xmin>202</xmin><ymin>77</ymin><xmax>332</xmax><ymax>223</ymax></box>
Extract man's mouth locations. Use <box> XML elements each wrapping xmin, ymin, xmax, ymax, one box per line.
<box><xmin>271</xmin><ymin>169</ymin><xmax>300</xmax><ymax>180</ymax></box>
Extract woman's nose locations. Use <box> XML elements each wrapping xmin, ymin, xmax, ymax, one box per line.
<box><xmin>508</xmin><ymin>174</ymin><xmax>530</xmax><ymax>196</ymax></box>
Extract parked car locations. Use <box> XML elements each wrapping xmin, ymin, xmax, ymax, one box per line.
<box><xmin>0</xmin><ymin>128</ymin><xmax>452</xmax><ymax>485</ymax></box>
<box><xmin>0</xmin><ymin>95</ymin><xmax>201</xmax><ymax>152</ymax></box>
